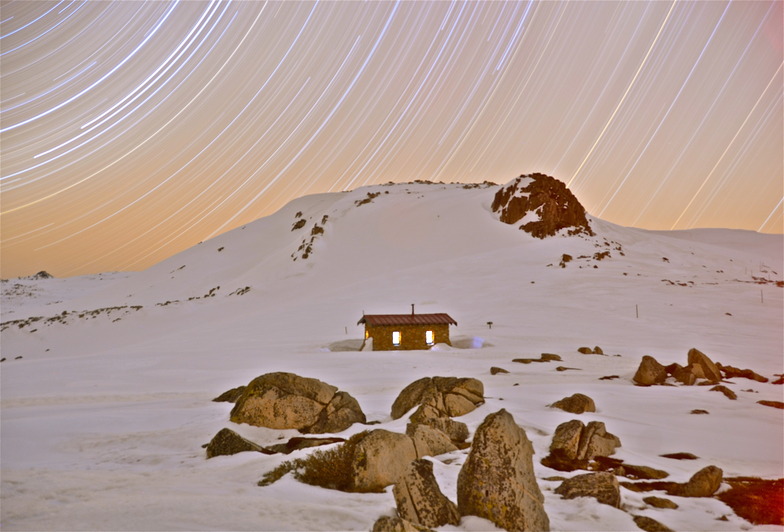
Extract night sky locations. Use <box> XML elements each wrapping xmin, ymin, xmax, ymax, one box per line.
<box><xmin>1</xmin><ymin>1</ymin><xmax>782</xmax><ymax>278</ymax></box>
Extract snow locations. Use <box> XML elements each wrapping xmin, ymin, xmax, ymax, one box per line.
<box><xmin>2</xmin><ymin>182</ymin><xmax>782</xmax><ymax>531</ymax></box>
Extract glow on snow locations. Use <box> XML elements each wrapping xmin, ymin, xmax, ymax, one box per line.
<box><xmin>1</xmin><ymin>1</ymin><xmax>782</xmax><ymax>278</ymax></box>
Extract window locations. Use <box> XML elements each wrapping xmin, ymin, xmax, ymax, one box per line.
<box><xmin>392</xmin><ymin>331</ymin><xmax>401</xmax><ymax>346</ymax></box>
<box><xmin>365</xmin><ymin>330</ymin><xmax>369</xmax><ymax>339</ymax></box>
<box><xmin>425</xmin><ymin>330</ymin><xmax>434</xmax><ymax>345</ymax></box>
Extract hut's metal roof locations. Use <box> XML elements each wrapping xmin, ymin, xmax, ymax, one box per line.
<box><xmin>358</xmin><ymin>313</ymin><xmax>457</xmax><ymax>326</ymax></box>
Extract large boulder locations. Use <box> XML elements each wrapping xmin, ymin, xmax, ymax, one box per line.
<box><xmin>686</xmin><ymin>348</ymin><xmax>722</xmax><ymax>383</ymax></box>
<box><xmin>491</xmin><ymin>174</ymin><xmax>594</xmax><ymax>238</ymax></box>
<box><xmin>350</xmin><ymin>429</ymin><xmax>418</xmax><ymax>492</ymax></box>
<box><xmin>391</xmin><ymin>377</ymin><xmax>484</xmax><ymax>420</ymax></box>
<box><xmin>229</xmin><ymin>372</ymin><xmax>365</xmax><ymax>433</ymax></box>
<box><xmin>543</xmin><ymin>420</ymin><xmax>621</xmax><ymax>471</ymax></box>
<box><xmin>393</xmin><ymin>459</ymin><xmax>460</xmax><ymax>528</ymax></box>
<box><xmin>457</xmin><ymin>409</ymin><xmax>550</xmax><ymax>532</ymax></box>
<box><xmin>633</xmin><ymin>356</ymin><xmax>669</xmax><ymax>386</ymax></box>
<box><xmin>554</xmin><ymin>471</ymin><xmax>621</xmax><ymax>508</ymax></box>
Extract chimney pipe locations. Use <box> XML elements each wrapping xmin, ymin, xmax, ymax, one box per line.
<box><xmin>411</xmin><ymin>303</ymin><xmax>415</xmax><ymax>315</ymax></box>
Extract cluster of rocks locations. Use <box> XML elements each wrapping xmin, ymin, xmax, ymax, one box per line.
<box><xmin>491</xmin><ymin>174</ymin><xmax>594</xmax><ymax>239</ymax></box>
<box><xmin>374</xmin><ymin>409</ymin><xmax>549</xmax><ymax>532</ymax></box>
<box><xmin>633</xmin><ymin>348</ymin><xmax>769</xmax><ymax>394</ymax></box>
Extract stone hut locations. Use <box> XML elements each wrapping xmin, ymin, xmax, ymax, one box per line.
<box><xmin>358</xmin><ymin>306</ymin><xmax>457</xmax><ymax>351</ymax></box>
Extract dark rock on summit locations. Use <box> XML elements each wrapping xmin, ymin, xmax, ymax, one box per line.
<box><xmin>491</xmin><ymin>174</ymin><xmax>594</xmax><ymax>239</ymax></box>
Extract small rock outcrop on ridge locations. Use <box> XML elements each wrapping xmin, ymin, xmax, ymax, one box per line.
<box><xmin>457</xmin><ymin>409</ymin><xmax>550</xmax><ymax>532</ymax></box>
<box><xmin>229</xmin><ymin>372</ymin><xmax>365</xmax><ymax>433</ymax></box>
<box><xmin>491</xmin><ymin>173</ymin><xmax>594</xmax><ymax>238</ymax></box>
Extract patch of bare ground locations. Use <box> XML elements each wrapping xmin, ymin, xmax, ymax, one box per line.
<box><xmin>716</xmin><ymin>477</ymin><xmax>784</xmax><ymax>526</ymax></box>
<box><xmin>622</xmin><ymin>477</ymin><xmax>784</xmax><ymax>526</ymax></box>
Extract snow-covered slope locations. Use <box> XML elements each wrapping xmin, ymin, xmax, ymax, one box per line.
<box><xmin>2</xmin><ymin>181</ymin><xmax>782</xmax><ymax>531</ymax></box>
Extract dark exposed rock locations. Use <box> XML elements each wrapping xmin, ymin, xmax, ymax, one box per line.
<box><xmin>205</xmin><ymin>428</ymin><xmax>268</xmax><ymax>458</ymax></box>
<box><xmin>549</xmin><ymin>393</ymin><xmax>596</xmax><ymax>414</ymax></box>
<box><xmin>554</xmin><ymin>471</ymin><xmax>621</xmax><ymax>508</ymax></box>
<box><xmin>599</xmin><ymin>375</ymin><xmax>620</xmax><ymax>381</ymax></box>
<box><xmin>457</xmin><ymin>409</ymin><xmax>550</xmax><ymax>532</ymax></box>
<box><xmin>758</xmin><ymin>400</ymin><xmax>784</xmax><ymax>409</ymax></box>
<box><xmin>710</xmin><ymin>385</ymin><xmax>737</xmax><ymax>400</ymax></box>
<box><xmin>643</xmin><ymin>496</ymin><xmax>679</xmax><ymax>509</ymax></box>
<box><xmin>633</xmin><ymin>356</ymin><xmax>668</xmax><ymax>386</ymax></box>
<box><xmin>513</xmin><ymin>353</ymin><xmax>562</xmax><ymax>364</ymax></box>
<box><xmin>690</xmin><ymin>409</ymin><xmax>709</xmax><ymax>414</ymax></box>
<box><xmin>490</xmin><ymin>366</ymin><xmax>509</xmax><ymax>375</ymax></box>
<box><xmin>591</xmin><ymin>457</ymin><xmax>669</xmax><ymax>480</ymax></box>
<box><xmin>393</xmin><ymin>459</ymin><xmax>460</xmax><ymax>528</ymax></box>
<box><xmin>577</xmin><ymin>347</ymin><xmax>593</xmax><ymax>354</ymax></box>
<box><xmin>491</xmin><ymin>173</ymin><xmax>594</xmax><ymax>239</ymax></box>
<box><xmin>263</xmin><ymin>436</ymin><xmax>345</xmax><ymax>455</ymax></box>
<box><xmin>718</xmin><ymin>364</ymin><xmax>768</xmax><ymax>382</ymax></box>
<box><xmin>555</xmin><ymin>366</ymin><xmax>581</xmax><ymax>372</ymax></box>
<box><xmin>660</xmin><ymin>452</ymin><xmax>699</xmax><ymax>460</ymax></box>
<box><xmin>632</xmin><ymin>515</ymin><xmax>674</xmax><ymax>532</ymax></box>
<box><xmin>212</xmin><ymin>386</ymin><xmax>246</xmax><ymax>403</ymax></box>
<box><xmin>229</xmin><ymin>372</ymin><xmax>365</xmax><ymax>433</ymax></box>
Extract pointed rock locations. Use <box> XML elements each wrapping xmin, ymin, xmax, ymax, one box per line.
<box><xmin>457</xmin><ymin>409</ymin><xmax>550</xmax><ymax>532</ymax></box>
<box><xmin>633</xmin><ymin>356</ymin><xmax>668</xmax><ymax>386</ymax></box>
<box><xmin>393</xmin><ymin>459</ymin><xmax>460</xmax><ymax>528</ymax></box>
<box><xmin>687</xmin><ymin>348</ymin><xmax>722</xmax><ymax>383</ymax></box>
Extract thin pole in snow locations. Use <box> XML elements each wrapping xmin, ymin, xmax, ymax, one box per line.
<box><xmin>636</xmin><ymin>304</ymin><xmax>639</xmax><ymax>319</ymax></box>
<box><xmin>761</xmin><ymin>289</ymin><xmax>764</xmax><ymax>304</ymax></box>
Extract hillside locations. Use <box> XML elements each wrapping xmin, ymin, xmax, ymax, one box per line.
<box><xmin>1</xmin><ymin>177</ymin><xmax>782</xmax><ymax>531</ymax></box>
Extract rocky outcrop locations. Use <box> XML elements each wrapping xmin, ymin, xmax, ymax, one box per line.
<box><xmin>542</xmin><ymin>420</ymin><xmax>621</xmax><ymax>471</ymax></box>
<box><xmin>717</xmin><ymin>363</ymin><xmax>768</xmax><ymax>382</ymax></box>
<box><xmin>411</xmin><ymin>414</ymin><xmax>469</xmax><ymax>446</ymax></box>
<box><xmin>554</xmin><ymin>471</ymin><xmax>621</xmax><ymax>508</ymax></box>
<box><xmin>491</xmin><ymin>174</ymin><xmax>594</xmax><ymax>238</ymax></box>
<box><xmin>549</xmin><ymin>393</ymin><xmax>596</xmax><ymax>414</ymax></box>
<box><xmin>229</xmin><ymin>372</ymin><xmax>365</xmax><ymax>433</ymax></box>
<box><xmin>390</xmin><ymin>377</ymin><xmax>484</xmax><ymax>420</ymax></box>
<box><xmin>393</xmin><ymin>459</ymin><xmax>460</xmax><ymax>528</ymax></box>
<box><xmin>633</xmin><ymin>356</ymin><xmax>668</xmax><ymax>386</ymax></box>
<box><xmin>457</xmin><ymin>409</ymin><xmax>550</xmax><ymax>532</ymax></box>
<box><xmin>205</xmin><ymin>428</ymin><xmax>268</xmax><ymax>458</ymax></box>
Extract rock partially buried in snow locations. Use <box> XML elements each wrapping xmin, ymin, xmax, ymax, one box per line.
<box><xmin>205</xmin><ymin>428</ymin><xmax>268</xmax><ymax>458</ymax></box>
<box><xmin>670</xmin><ymin>465</ymin><xmax>723</xmax><ymax>497</ymax></box>
<box><xmin>554</xmin><ymin>471</ymin><xmax>621</xmax><ymax>508</ymax></box>
<box><xmin>549</xmin><ymin>393</ymin><xmax>596</xmax><ymax>414</ymax></box>
<box><xmin>633</xmin><ymin>355</ymin><xmax>668</xmax><ymax>386</ymax></box>
<box><xmin>390</xmin><ymin>376</ymin><xmax>484</xmax><ymax>420</ymax></box>
<box><xmin>491</xmin><ymin>173</ymin><xmax>594</xmax><ymax>238</ymax></box>
<box><xmin>393</xmin><ymin>459</ymin><xmax>460</xmax><ymax>528</ymax></box>
<box><xmin>371</xmin><ymin>515</ymin><xmax>433</xmax><ymax>532</ymax></box>
<box><xmin>229</xmin><ymin>372</ymin><xmax>365</xmax><ymax>433</ymax></box>
<box><xmin>542</xmin><ymin>420</ymin><xmax>621</xmax><ymax>471</ymax></box>
<box><xmin>457</xmin><ymin>409</ymin><xmax>550</xmax><ymax>532</ymax></box>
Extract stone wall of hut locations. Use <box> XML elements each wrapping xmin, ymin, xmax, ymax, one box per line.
<box><xmin>365</xmin><ymin>323</ymin><xmax>451</xmax><ymax>351</ymax></box>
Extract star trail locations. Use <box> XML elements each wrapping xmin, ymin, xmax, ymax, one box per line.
<box><xmin>1</xmin><ymin>1</ymin><xmax>782</xmax><ymax>278</ymax></box>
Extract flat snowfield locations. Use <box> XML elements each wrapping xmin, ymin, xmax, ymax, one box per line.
<box><xmin>2</xmin><ymin>183</ymin><xmax>782</xmax><ymax>531</ymax></box>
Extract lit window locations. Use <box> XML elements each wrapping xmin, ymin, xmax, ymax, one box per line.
<box><xmin>365</xmin><ymin>330</ymin><xmax>369</xmax><ymax>339</ymax></box>
<box><xmin>392</xmin><ymin>331</ymin><xmax>401</xmax><ymax>346</ymax></box>
<box><xmin>425</xmin><ymin>330</ymin><xmax>434</xmax><ymax>345</ymax></box>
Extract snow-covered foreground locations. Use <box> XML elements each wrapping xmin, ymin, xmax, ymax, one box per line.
<box><xmin>2</xmin><ymin>182</ymin><xmax>782</xmax><ymax>531</ymax></box>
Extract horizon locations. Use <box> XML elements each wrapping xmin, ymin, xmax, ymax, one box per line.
<box><xmin>2</xmin><ymin>1</ymin><xmax>782</xmax><ymax>279</ymax></box>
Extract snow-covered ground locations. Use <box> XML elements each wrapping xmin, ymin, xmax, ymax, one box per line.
<box><xmin>2</xmin><ymin>182</ymin><xmax>782</xmax><ymax>531</ymax></box>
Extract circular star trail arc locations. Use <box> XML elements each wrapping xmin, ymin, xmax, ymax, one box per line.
<box><xmin>1</xmin><ymin>1</ymin><xmax>781</xmax><ymax>278</ymax></box>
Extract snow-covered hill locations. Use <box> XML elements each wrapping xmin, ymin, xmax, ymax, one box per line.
<box><xmin>1</xmin><ymin>179</ymin><xmax>782</xmax><ymax>531</ymax></box>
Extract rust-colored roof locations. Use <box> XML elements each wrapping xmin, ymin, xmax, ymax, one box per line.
<box><xmin>358</xmin><ymin>313</ymin><xmax>457</xmax><ymax>327</ymax></box>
